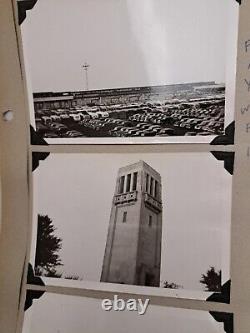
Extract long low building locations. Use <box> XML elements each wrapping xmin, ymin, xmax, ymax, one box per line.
<box><xmin>33</xmin><ymin>82</ymin><xmax>225</xmax><ymax>112</ymax></box>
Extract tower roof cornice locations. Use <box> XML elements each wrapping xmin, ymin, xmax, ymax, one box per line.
<box><xmin>117</xmin><ymin>160</ymin><xmax>161</xmax><ymax>180</ymax></box>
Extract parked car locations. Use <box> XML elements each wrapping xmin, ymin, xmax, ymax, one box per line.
<box><xmin>44</xmin><ymin>132</ymin><xmax>59</xmax><ymax>138</ymax></box>
<box><xmin>65</xmin><ymin>130</ymin><xmax>84</xmax><ymax>137</ymax></box>
<box><xmin>41</xmin><ymin>116</ymin><xmax>52</xmax><ymax>125</ymax></box>
<box><xmin>36</xmin><ymin>123</ymin><xmax>48</xmax><ymax>134</ymax></box>
<box><xmin>159</xmin><ymin>128</ymin><xmax>174</xmax><ymax>135</ymax></box>
<box><xmin>141</xmin><ymin>129</ymin><xmax>157</xmax><ymax>136</ymax></box>
<box><xmin>69</xmin><ymin>114</ymin><xmax>81</xmax><ymax>121</ymax></box>
<box><xmin>184</xmin><ymin>131</ymin><xmax>197</xmax><ymax>136</ymax></box>
<box><xmin>60</xmin><ymin>114</ymin><xmax>70</xmax><ymax>120</ymax></box>
<box><xmin>50</xmin><ymin>115</ymin><xmax>61</xmax><ymax>122</ymax></box>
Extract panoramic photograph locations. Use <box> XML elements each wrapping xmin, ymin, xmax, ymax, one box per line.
<box><xmin>20</xmin><ymin>0</ymin><xmax>238</xmax><ymax>142</ymax></box>
<box><xmin>31</xmin><ymin>152</ymin><xmax>232</xmax><ymax>296</ymax></box>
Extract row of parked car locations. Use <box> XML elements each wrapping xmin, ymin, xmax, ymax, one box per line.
<box><xmin>35</xmin><ymin>96</ymin><xmax>225</xmax><ymax>137</ymax></box>
<box><xmin>79</xmin><ymin>117</ymin><xmax>127</xmax><ymax>131</ymax></box>
<box><xmin>110</xmin><ymin>123</ymin><xmax>174</xmax><ymax>137</ymax></box>
<box><xmin>36</xmin><ymin>121</ymin><xmax>84</xmax><ymax>138</ymax></box>
<box><xmin>169</xmin><ymin>105</ymin><xmax>224</xmax><ymax>134</ymax></box>
<box><xmin>129</xmin><ymin>112</ymin><xmax>171</xmax><ymax>125</ymax></box>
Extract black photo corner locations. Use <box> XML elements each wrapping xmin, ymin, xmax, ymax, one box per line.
<box><xmin>24</xmin><ymin>263</ymin><xmax>45</xmax><ymax>311</ymax></box>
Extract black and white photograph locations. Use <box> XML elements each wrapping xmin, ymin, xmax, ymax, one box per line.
<box><xmin>21</xmin><ymin>0</ymin><xmax>239</xmax><ymax>143</ymax></box>
<box><xmin>31</xmin><ymin>152</ymin><xmax>232</xmax><ymax>298</ymax></box>
<box><xmin>22</xmin><ymin>294</ymin><xmax>229</xmax><ymax>333</ymax></box>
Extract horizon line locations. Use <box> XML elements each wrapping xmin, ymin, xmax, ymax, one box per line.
<box><xmin>32</xmin><ymin>81</ymin><xmax>225</xmax><ymax>95</ymax></box>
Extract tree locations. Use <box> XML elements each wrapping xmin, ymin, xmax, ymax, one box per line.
<box><xmin>200</xmin><ymin>267</ymin><xmax>221</xmax><ymax>292</ymax></box>
<box><xmin>163</xmin><ymin>281</ymin><xmax>182</xmax><ymax>289</ymax></box>
<box><xmin>35</xmin><ymin>214</ymin><xmax>63</xmax><ymax>277</ymax></box>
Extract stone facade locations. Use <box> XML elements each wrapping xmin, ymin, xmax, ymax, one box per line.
<box><xmin>101</xmin><ymin>161</ymin><xmax>162</xmax><ymax>287</ymax></box>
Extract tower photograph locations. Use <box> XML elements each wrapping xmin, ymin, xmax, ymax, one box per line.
<box><xmin>32</xmin><ymin>151</ymin><xmax>232</xmax><ymax>297</ymax></box>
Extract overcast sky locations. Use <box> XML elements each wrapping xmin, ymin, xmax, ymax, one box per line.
<box><xmin>21</xmin><ymin>0</ymin><xmax>235</xmax><ymax>92</ymax></box>
<box><xmin>32</xmin><ymin>152</ymin><xmax>232</xmax><ymax>291</ymax></box>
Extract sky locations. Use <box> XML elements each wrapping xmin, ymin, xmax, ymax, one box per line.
<box><xmin>21</xmin><ymin>0</ymin><xmax>235</xmax><ymax>92</ymax></box>
<box><xmin>32</xmin><ymin>152</ymin><xmax>232</xmax><ymax>292</ymax></box>
<box><xmin>22</xmin><ymin>294</ymin><xmax>225</xmax><ymax>333</ymax></box>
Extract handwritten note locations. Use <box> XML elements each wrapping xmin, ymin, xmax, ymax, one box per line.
<box><xmin>244</xmin><ymin>41</ymin><xmax>250</xmax><ymax>123</ymax></box>
<box><xmin>241</xmin><ymin>40</ymin><xmax>250</xmax><ymax>155</ymax></box>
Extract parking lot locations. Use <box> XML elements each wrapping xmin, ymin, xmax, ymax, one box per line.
<box><xmin>35</xmin><ymin>96</ymin><xmax>225</xmax><ymax>138</ymax></box>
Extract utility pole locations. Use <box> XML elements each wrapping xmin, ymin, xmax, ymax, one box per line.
<box><xmin>82</xmin><ymin>62</ymin><xmax>90</xmax><ymax>91</ymax></box>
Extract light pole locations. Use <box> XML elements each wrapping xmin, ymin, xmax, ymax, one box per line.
<box><xmin>82</xmin><ymin>62</ymin><xmax>90</xmax><ymax>91</ymax></box>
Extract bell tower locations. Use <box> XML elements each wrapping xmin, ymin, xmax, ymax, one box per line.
<box><xmin>101</xmin><ymin>160</ymin><xmax>162</xmax><ymax>287</ymax></box>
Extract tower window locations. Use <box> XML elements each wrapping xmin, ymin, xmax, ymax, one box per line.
<box><xmin>146</xmin><ymin>174</ymin><xmax>149</xmax><ymax>192</ymax></box>
<box><xmin>132</xmin><ymin>172</ymin><xmax>138</xmax><ymax>191</ymax></box>
<box><xmin>154</xmin><ymin>181</ymin><xmax>158</xmax><ymax>199</ymax></box>
<box><xmin>150</xmin><ymin>177</ymin><xmax>154</xmax><ymax>196</ymax></box>
<box><xmin>126</xmin><ymin>174</ymin><xmax>131</xmax><ymax>192</ymax></box>
<box><xmin>118</xmin><ymin>176</ymin><xmax>125</xmax><ymax>194</ymax></box>
<box><xmin>122</xmin><ymin>211</ymin><xmax>127</xmax><ymax>223</ymax></box>
<box><xmin>148</xmin><ymin>215</ymin><xmax>153</xmax><ymax>227</ymax></box>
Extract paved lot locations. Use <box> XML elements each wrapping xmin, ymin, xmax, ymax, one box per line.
<box><xmin>35</xmin><ymin>96</ymin><xmax>225</xmax><ymax>138</ymax></box>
